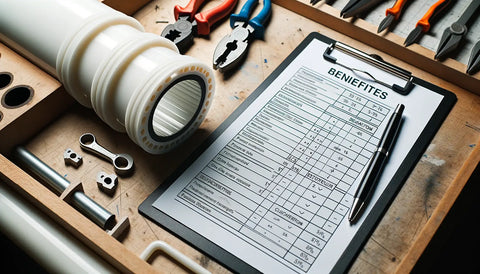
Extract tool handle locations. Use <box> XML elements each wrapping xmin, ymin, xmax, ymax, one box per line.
<box><xmin>174</xmin><ymin>0</ymin><xmax>207</xmax><ymax>20</ymax></box>
<box><xmin>386</xmin><ymin>0</ymin><xmax>408</xmax><ymax>20</ymax></box>
<box><xmin>195</xmin><ymin>0</ymin><xmax>238</xmax><ymax>35</ymax></box>
<box><xmin>230</xmin><ymin>0</ymin><xmax>258</xmax><ymax>27</ymax></box>
<box><xmin>457</xmin><ymin>0</ymin><xmax>480</xmax><ymax>26</ymax></box>
<box><xmin>249</xmin><ymin>0</ymin><xmax>271</xmax><ymax>39</ymax></box>
<box><xmin>416</xmin><ymin>0</ymin><xmax>450</xmax><ymax>32</ymax></box>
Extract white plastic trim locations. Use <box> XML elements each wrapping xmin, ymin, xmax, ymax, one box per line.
<box><xmin>0</xmin><ymin>0</ymin><xmax>215</xmax><ymax>154</ymax></box>
<box><xmin>140</xmin><ymin>240</ymin><xmax>211</xmax><ymax>274</ymax></box>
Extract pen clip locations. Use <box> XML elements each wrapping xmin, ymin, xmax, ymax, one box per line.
<box><xmin>323</xmin><ymin>42</ymin><xmax>414</xmax><ymax>95</ymax></box>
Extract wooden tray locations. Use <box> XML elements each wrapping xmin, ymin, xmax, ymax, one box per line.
<box><xmin>1</xmin><ymin>0</ymin><xmax>480</xmax><ymax>273</ymax></box>
<box><xmin>274</xmin><ymin>0</ymin><xmax>480</xmax><ymax>95</ymax></box>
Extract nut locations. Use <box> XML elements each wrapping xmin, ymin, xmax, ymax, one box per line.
<box><xmin>96</xmin><ymin>171</ymin><xmax>118</xmax><ymax>196</ymax></box>
<box><xmin>64</xmin><ymin>148</ymin><xmax>83</xmax><ymax>168</ymax></box>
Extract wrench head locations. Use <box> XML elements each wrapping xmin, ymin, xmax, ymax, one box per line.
<box><xmin>113</xmin><ymin>154</ymin><xmax>134</xmax><ymax>176</ymax></box>
<box><xmin>79</xmin><ymin>133</ymin><xmax>134</xmax><ymax>177</ymax></box>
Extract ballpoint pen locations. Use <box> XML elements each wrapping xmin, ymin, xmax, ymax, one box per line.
<box><xmin>349</xmin><ymin>104</ymin><xmax>405</xmax><ymax>223</ymax></box>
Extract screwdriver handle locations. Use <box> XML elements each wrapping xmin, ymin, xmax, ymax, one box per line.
<box><xmin>386</xmin><ymin>0</ymin><xmax>408</xmax><ymax>20</ymax></box>
<box><xmin>416</xmin><ymin>0</ymin><xmax>450</xmax><ymax>32</ymax></box>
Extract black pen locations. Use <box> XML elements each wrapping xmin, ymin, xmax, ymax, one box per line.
<box><xmin>349</xmin><ymin>103</ymin><xmax>405</xmax><ymax>223</ymax></box>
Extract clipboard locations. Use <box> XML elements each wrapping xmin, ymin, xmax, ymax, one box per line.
<box><xmin>139</xmin><ymin>32</ymin><xmax>456</xmax><ymax>274</ymax></box>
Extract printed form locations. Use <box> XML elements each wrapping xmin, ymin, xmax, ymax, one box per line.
<box><xmin>152</xmin><ymin>38</ymin><xmax>444</xmax><ymax>273</ymax></box>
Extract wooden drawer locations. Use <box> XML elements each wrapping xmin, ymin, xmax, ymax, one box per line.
<box><xmin>276</xmin><ymin>0</ymin><xmax>480</xmax><ymax>94</ymax></box>
<box><xmin>1</xmin><ymin>0</ymin><xmax>480</xmax><ymax>272</ymax></box>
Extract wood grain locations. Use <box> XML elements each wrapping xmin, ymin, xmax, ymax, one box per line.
<box><xmin>273</xmin><ymin>0</ymin><xmax>480</xmax><ymax>95</ymax></box>
<box><xmin>1</xmin><ymin>0</ymin><xmax>480</xmax><ymax>273</ymax></box>
<box><xmin>395</xmin><ymin>137</ymin><xmax>480</xmax><ymax>273</ymax></box>
<box><xmin>0</xmin><ymin>44</ymin><xmax>72</xmax><ymax>154</ymax></box>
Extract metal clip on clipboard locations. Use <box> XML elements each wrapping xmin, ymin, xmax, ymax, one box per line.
<box><xmin>323</xmin><ymin>42</ymin><xmax>414</xmax><ymax>94</ymax></box>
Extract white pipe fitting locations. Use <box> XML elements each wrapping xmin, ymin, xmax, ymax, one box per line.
<box><xmin>140</xmin><ymin>240</ymin><xmax>211</xmax><ymax>274</ymax></box>
<box><xmin>0</xmin><ymin>0</ymin><xmax>215</xmax><ymax>154</ymax></box>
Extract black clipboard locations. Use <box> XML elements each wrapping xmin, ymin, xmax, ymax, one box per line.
<box><xmin>139</xmin><ymin>32</ymin><xmax>456</xmax><ymax>273</ymax></box>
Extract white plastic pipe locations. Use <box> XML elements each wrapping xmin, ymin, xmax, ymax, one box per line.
<box><xmin>0</xmin><ymin>0</ymin><xmax>215</xmax><ymax>154</ymax></box>
<box><xmin>0</xmin><ymin>182</ymin><xmax>116</xmax><ymax>273</ymax></box>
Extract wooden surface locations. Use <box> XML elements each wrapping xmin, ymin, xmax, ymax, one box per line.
<box><xmin>0</xmin><ymin>154</ymin><xmax>156</xmax><ymax>273</ymax></box>
<box><xmin>274</xmin><ymin>0</ymin><xmax>480</xmax><ymax>95</ymax></box>
<box><xmin>396</xmin><ymin>137</ymin><xmax>480</xmax><ymax>273</ymax></box>
<box><xmin>1</xmin><ymin>0</ymin><xmax>480</xmax><ymax>273</ymax></box>
<box><xmin>0</xmin><ymin>44</ymin><xmax>72</xmax><ymax>154</ymax></box>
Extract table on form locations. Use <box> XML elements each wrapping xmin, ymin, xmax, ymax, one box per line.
<box><xmin>174</xmin><ymin>67</ymin><xmax>393</xmax><ymax>272</ymax></box>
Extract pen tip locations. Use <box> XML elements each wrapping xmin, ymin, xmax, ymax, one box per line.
<box><xmin>349</xmin><ymin>198</ymin><xmax>364</xmax><ymax>223</ymax></box>
<box><xmin>396</xmin><ymin>104</ymin><xmax>405</xmax><ymax>113</ymax></box>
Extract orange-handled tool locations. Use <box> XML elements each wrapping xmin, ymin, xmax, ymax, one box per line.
<box><xmin>404</xmin><ymin>0</ymin><xmax>451</xmax><ymax>46</ymax></box>
<box><xmin>174</xmin><ymin>0</ymin><xmax>207</xmax><ymax>20</ymax></box>
<box><xmin>415</xmin><ymin>0</ymin><xmax>450</xmax><ymax>33</ymax></box>
<box><xmin>174</xmin><ymin>0</ymin><xmax>238</xmax><ymax>35</ymax></box>
<box><xmin>162</xmin><ymin>0</ymin><xmax>238</xmax><ymax>52</ymax></box>
<box><xmin>385</xmin><ymin>0</ymin><xmax>408</xmax><ymax>20</ymax></box>
<box><xmin>377</xmin><ymin>0</ymin><xmax>408</xmax><ymax>33</ymax></box>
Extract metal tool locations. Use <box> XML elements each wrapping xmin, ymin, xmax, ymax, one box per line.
<box><xmin>377</xmin><ymin>0</ymin><xmax>409</xmax><ymax>33</ymax></box>
<box><xmin>323</xmin><ymin>41</ymin><xmax>414</xmax><ymax>94</ymax></box>
<box><xmin>213</xmin><ymin>0</ymin><xmax>271</xmax><ymax>72</ymax></box>
<box><xmin>435</xmin><ymin>1</ymin><xmax>480</xmax><ymax>60</ymax></box>
<box><xmin>161</xmin><ymin>0</ymin><xmax>238</xmax><ymax>52</ymax></box>
<box><xmin>11</xmin><ymin>146</ymin><xmax>116</xmax><ymax>230</ymax></box>
<box><xmin>79</xmin><ymin>133</ymin><xmax>134</xmax><ymax>176</ymax></box>
<box><xmin>63</xmin><ymin>148</ymin><xmax>83</xmax><ymax>168</ymax></box>
<box><xmin>310</xmin><ymin>0</ymin><xmax>333</xmax><ymax>5</ymax></box>
<box><xmin>340</xmin><ymin>0</ymin><xmax>383</xmax><ymax>18</ymax></box>
<box><xmin>404</xmin><ymin>0</ymin><xmax>451</xmax><ymax>47</ymax></box>
<box><xmin>96</xmin><ymin>171</ymin><xmax>118</xmax><ymax>196</ymax></box>
<box><xmin>467</xmin><ymin>40</ymin><xmax>480</xmax><ymax>75</ymax></box>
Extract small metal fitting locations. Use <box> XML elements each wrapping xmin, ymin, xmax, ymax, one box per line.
<box><xmin>96</xmin><ymin>171</ymin><xmax>118</xmax><ymax>196</ymax></box>
<box><xmin>64</xmin><ymin>148</ymin><xmax>83</xmax><ymax>168</ymax></box>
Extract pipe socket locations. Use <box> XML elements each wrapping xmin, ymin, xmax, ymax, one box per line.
<box><xmin>0</xmin><ymin>0</ymin><xmax>215</xmax><ymax>154</ymax></box>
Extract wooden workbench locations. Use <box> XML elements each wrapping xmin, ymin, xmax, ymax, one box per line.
<box><xmin>1</xmin><ymin>0</ymin><xmax>480</xmax><ymax>273</ymax></box>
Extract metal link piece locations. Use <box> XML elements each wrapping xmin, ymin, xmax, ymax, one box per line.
<box><xmin>79</xmin><ymin>133</ymin><xmax>134</xmax><ymax>176</ymax></box>
<box><xmin>63</xmin><ymin>148</ymin><xmax>83</xmax><ymax>168</ymax></box>
<box><xmin>12</xmin><ymin>146</ymin><xmax>116</xmax><ymax>230</ymax></box>
<box><xmin>96</xmin><ymin>171</ymin><xmax>118</xmax><ymax>196</ymax></box>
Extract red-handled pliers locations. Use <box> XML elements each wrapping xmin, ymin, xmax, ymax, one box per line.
<box><xmin>161</xmin><ymin>0</ymin><xmax>238</xmax><ymax>52</ymax></box>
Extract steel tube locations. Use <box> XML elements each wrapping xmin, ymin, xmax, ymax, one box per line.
<box><xmin>11</xmin><ymin>146</ymin><xmax>116</xmax><ymax>230</ymax></box>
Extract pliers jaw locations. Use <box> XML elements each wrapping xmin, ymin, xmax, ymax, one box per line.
<box><xmin>161</xmin><ymin>0</ymin><xmax>238</xmax><ymax>53</ymax></box>
<box><xmin>434</xmin><ymin>22</ymin><xmax>467</xmax><ymax>60</ymax></box>
<box><xmin>467</xmin><ymin>41</ymin><xmax>480</xmax><ymax>75</ymax></box>
<box><xmin>213</xmin><ymin>24</ymin><xmax>252</xmax><ymax>72</ymax></box>
<box><xmin>213</xmin><ymin>0</ymin><xmax>271</xmax><ymax>73</ymax></box>
<box><xmin>341</xmin><ymin>0</ymin><xmax>383</xmax><ymax>18</ymax></box>
<box><xmin>161</xmin><ymin>16</ymin><xmax>197</xmax><ymax>53</ymax></box>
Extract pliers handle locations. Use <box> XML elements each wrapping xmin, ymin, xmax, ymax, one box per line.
<box><xmin>229</xmin><ymin>0</ymin><xmax>271</xmax><ymax>39</ymax></box>
<box><xmin>212</xmin><ymin>0</ymin><xmax>271</xmax><ymax>72</ymax></box>
<box><xmin>385</xmin><ymin>0</ymin><xmax>408</xmax><ymax>20</ymax></box>
<box><xmin>415</xmin><ymin>0</ymin><xmax>450</xmax><ymax>33</ymax></box>
<box><xmin>174</xmin><ymin>0</ymin><xmax>238</xmax><ymax>35</ymax></box>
